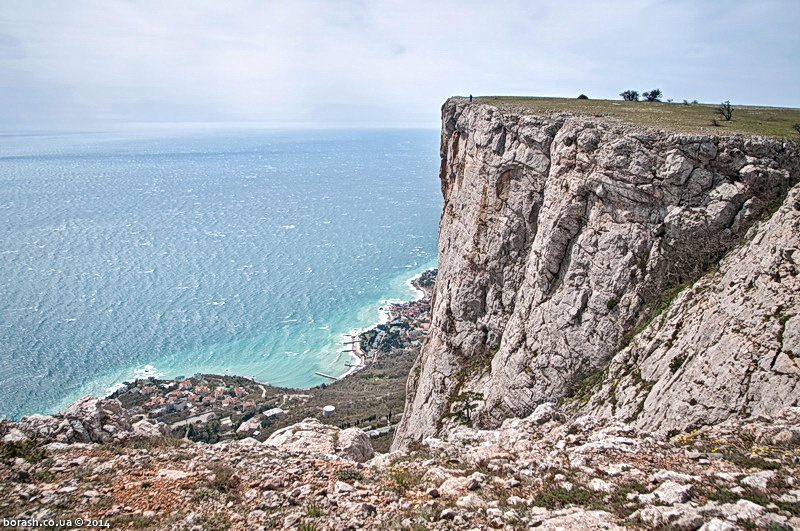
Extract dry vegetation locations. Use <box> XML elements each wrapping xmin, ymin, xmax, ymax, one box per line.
<box><xmin>476</xmin><ymin>96</ymin><xmax>800</xmax><ymax>139</ymax></box>
<box><xmin>257</xmin><ymin>344</ymin><xmax>417</xmax><ymax>453</ymax></box>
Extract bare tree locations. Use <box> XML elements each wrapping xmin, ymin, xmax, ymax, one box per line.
<box><xmin>620</xmin><ymin>90</ymin><xmax>639</xmax><ymax>101</ymax></box>
<box><xmin>642</xmin><ymin>89</ymin><xmax>662</xmax><ymax>102</ymax></box>
<box><xmin>715</xmin><ymin>101</ymin><xmax>734</xmax><ymax>121</ymax></box>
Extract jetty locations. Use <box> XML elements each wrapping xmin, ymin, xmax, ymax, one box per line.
<box><xmin>314</xmin><ymin>371</ymin><xmax>338</xmax><ymax>380</ymax></box>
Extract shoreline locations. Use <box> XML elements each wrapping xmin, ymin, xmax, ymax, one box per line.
<box><xmin>4</xmin><ymin>268</ymin><xmax>436</xmax><ymax>422</ymax></box>
<box><xmin>67</xmin><ymin>268</ymin><xmax>439</xmax><ymax>445</ymax></box>
<box><xmin>105</xmin><ymin>267</ymin><xmax>436</xmax><ymax>396</ymax></box>
<box><xmin>335</xmin><ymin>268</ymin><xmax>435</xmax><ymax>381</ymax></box>
<box><xmin>108</xmin><ymin>268</ymin><xmax>436</xmax><ymax>397</ymax></box>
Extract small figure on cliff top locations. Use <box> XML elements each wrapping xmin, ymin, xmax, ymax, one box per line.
<box><xmin>469</xmin><ymin>94</ymin><xmax>473</xmax><ymax>102</ymax></box>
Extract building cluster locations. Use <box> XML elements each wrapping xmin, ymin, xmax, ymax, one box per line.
<box><xmin>124</xmin><ymin>377</ymin><xmax>258</xmax><ymax>418</ymax></box>
<box><xmin>386</xmin><ymin>298</ymin><xmax>431</xmax><ymax>325</ymax></box>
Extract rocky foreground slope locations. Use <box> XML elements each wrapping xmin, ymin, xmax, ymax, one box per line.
<box><xmin>394</xmin><ymin>97</ymin><xmax>800</xmax><ymax>446</ymax></box>
<box><xmin>3</xmin><ymin>397</ymin><xmax>800</xmax><ymax>529</ymax></box>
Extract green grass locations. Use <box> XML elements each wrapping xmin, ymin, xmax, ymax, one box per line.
<box><xmin>473</xmin><ymin>96</ymin><xmax>800</xmax><ymax>139</ymax></box>
<box><xmin>305</xmin><ymin>502</ymin><xmax>324</xmax><ymax>518</ymax></box>
<box><xmin>532</xmin><ymin>483</ymin><xmax>604</xmax><ymax>510</ymax></box>
<box><xmin>388</xmin><ymin>467</ymin><xmax>423</xmax><ymax>493</ymax></box>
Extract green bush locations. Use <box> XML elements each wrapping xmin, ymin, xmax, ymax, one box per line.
<box><xmin>337</xmin><ymin>468</ymin><xmax>364</xmax><ymax>482</ymax></box>
<box><xmin>0</xmin><ymin>440</ymin><xmax>46</xmax><ymax>463</ymax></box>
<box><xmin>642</xmin><ymin>89</ymin><xmax>662</xmax><ymax>102</ymax></box>
<box><xmin>305</xmin><ymin>502</ymin><xmax>324</xmax><ymax>517</ymax></box>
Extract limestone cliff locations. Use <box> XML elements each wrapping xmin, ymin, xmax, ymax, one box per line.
<box><xmin>393</xmin><ymin>97</ymin><xmax>800</xmax><ymax>448</ymax></box>
<box><xmin>579</xmin><ymin>182</ymin><xmax>800</xmax><ymax>433</ymax></box>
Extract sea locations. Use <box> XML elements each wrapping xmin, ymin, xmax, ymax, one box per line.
<box><xmin>0</xmin><ymin>126</ymin><xmax>442</xmax><ymax>419</ymax></box>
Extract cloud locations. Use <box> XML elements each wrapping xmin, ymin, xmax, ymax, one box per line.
<box><xmin>1</xmin><ymin>0</ymin><xmax>798</xmax><ymax>128</ymax></box>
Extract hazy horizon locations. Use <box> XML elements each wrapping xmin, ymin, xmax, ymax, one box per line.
<box><xmin>2</xmin><ymin>0</ymin><xmax>799</xmax><ymax>130</ymax></box>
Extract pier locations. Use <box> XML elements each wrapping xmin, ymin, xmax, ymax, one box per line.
<box><xmin>314</xmin><ymin>371</ymin><xmax>338</xmax><ymax>380</ymax></box>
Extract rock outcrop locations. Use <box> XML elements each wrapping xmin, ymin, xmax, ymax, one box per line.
<box><xmin>394</xmin><ymin>98</ymin><xmax>800</xmax><ymax>447</ymax></box>
<box><xmin>1</xmin><ymin>396</ymin><xmax>169</xmax><ymax>444</ymax></box>
<box><xmin>264</xmin><ymin>417</ymin><xmax>375</xmax><ymax>462</ymax></box>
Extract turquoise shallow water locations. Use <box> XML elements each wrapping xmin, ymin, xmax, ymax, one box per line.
<box><xmin>0</xmin><ymin>127</ymin><xmax>441</xmax><ymax>419</ymax></box>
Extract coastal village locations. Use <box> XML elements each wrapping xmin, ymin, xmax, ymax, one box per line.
<box><xmin>108</xmin><ymin>270</ymin><xmax>437</xmax><ymax>449</ymax></box>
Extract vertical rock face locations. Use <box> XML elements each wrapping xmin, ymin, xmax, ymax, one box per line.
<box><xmin>580</xmin><ymin>182</ymin><xmax>800</xmax><ymax>434</ymax></box>
<box><xmin>392</xmin><ymin>98</ymin><xmax>800</xmax><ymax>448</ymax></box>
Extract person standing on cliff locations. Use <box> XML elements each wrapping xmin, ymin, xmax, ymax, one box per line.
<box><xmin>469</xmin><ymin>94</ymin><xmax>473</xmax><ymax>102</ymax></box>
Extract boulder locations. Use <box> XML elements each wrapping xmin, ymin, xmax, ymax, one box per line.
<box><xmin>130</xmin><ymin>419</ymin><xmax>170</xmax><ymax>439</ymax></box>
<box><xmin>7</xmin><ymin>396</ymin><xmax>172</xmax><ymax>445</ymax></box>
<box><xmin>337</xmin><ymin>427</ymin><xmax>374</xmax><ymax>462</ymax></box>
<box><xmin>11</xmin><ymin>397</ymin><xmax>132</xmax><ymax>443</ymax></box>
<box><xmin>652</xmin><ymin>481</ymin><xmax>694</xmax><ymax>505</ymax></box>
<box><xmin>264</xmin><ymin>418</ymin><xmax>374</xmax><ymax>462</ymax></box>
<box><xmin>236</xmin><ymin>417</ymin><xmax>262</xmax><ymax>434</ymax></box>
<box><xmin>2</xmin><ymin>428</ymin><xmax>30</xmax><ymax>443</ymax></box>
<box><xmin>540</xmin><ymin>509</ymin><xmax>624</xmax><ymax>530</ymax></box>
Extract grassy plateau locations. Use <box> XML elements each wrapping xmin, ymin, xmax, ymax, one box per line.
<box><xmin>475</xmin><ymin>96</ymin><xmax>800</xmax><ymax>139</ymax></box>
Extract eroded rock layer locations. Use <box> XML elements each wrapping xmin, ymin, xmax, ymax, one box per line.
<box><xmin>394</xmin><ymin>98</ymin><xmax>800</xmax><ymax>447</ymax></box>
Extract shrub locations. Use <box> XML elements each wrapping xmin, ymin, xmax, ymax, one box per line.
<box><xmin>792</xmin><ymin>123</ymin><xmax>800</xmax><ymax>137</ymax></box>
<box><xmin>190</xmin><ymin>488</ymin><xmax>215</xmax><ymax>502</ymax></box>
<box><xmin>642</xmin><ymin>89</ymin><xmax>662</xmax><ymax>102</ymax></box>
<box><xmin>0</xmin><ymin>440</ymin><xmax>46</xmax><ymax>463</ymax></box>
<box><xmin>209</xmin><ymin>464</ymin><xmax>238</xmax><ymax>493</ymax></box>
<box><xmin>577</xmin><ymin>94</ymin><xmax>589</xmax><ymax>99</ymax></box>
<box><xmin>620</xmin><ymin>90</ymin><xmax>639</xmax><ymax>101</ymax></box>
<box><xmin>715</xmin><ymin>101</ymin><xmax>734</xmax><ymax>121</ymax></box>
<box><xmin>388</xmin><ymin>467</ymin><xmax>421</xmax><ymax>493</ymax></box>
<box><xmin>305</xmin><ymin>503</ymin><xmax>323</xmax><ymax>517</ymax></box>
<box><xmin>337</xmin><ymin>468</ymin><xmax>364</xmax><ymax>482</ymax></box>
<box><xmin>669</xmin><ymin>353</ymin><xmax>687</xmax><ymax>373</ymax></box>
<box><xmin>533</xmin><ymin>482</ymin><xmax>603</xmax><ymax>510</ymax></box>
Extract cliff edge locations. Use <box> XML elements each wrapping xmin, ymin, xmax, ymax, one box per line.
<box><xmin>394</xmin><ymin>97</ymin><xmax>800</xmax><ymax>448</ymax></box>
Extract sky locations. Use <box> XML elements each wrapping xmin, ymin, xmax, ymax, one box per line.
<box><xmin>1</xmin><ymin>0</ymin><xmax>798</xmax><ymax>129</ymax></box>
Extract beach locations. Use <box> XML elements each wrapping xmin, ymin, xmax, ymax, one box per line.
<box><xmin>338</xmin><ymin>268</ymin><xmax>436</xmax><ymax>379</ymax></box>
